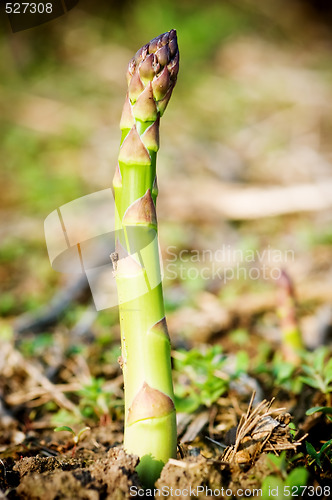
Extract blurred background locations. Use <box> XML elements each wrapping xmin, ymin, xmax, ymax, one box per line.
<box><xmin>1</xmin><ymin>0</ymin><xmax>332</xmax><ymax>345</ymax></box>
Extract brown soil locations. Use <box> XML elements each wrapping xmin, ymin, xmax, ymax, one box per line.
<box><xmin>0</xmin><ymin>444</ymin><xmax>293</xmax><ymax>500</ymax></box>
<box><xmin>2</xmin><ymin>445</ymin><xmax>140</xmax><ymax>500</ymax></box>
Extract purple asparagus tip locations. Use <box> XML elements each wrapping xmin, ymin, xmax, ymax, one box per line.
<box><xmin>126</xmin><ymin>30</ymin><xmax>179</xmax><ymax>116</ymax></box>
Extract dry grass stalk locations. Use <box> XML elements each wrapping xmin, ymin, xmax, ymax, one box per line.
<box><xmin>1</xmin><ymin>342</ymin><xmax>78</xmax><ymax>414</ymax></box>
<box><xmin>222</xmin><ymin>392</ymin><xmax>306</xmax><ymax>465</ymax></box>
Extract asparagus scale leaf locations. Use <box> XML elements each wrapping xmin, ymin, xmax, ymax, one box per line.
<box><xmin>112</xmin><ymin>30</ymin><xmax>179</xmax><ymax>487</ymax></box>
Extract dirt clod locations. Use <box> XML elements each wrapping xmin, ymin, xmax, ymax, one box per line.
<box><xmin>156</xmin><ymin>455</ymin><xmax>225</xmax><ymax>499</ymax></box>
<box><xmin>3</xmin><ymin>447</ymin><xmax>140</xmax><ymax>500</ymax></box>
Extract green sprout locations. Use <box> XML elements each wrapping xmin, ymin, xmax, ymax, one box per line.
<box><xmin>276</xmin><ymin>270</ymin><xmax>303</xmax><ymax>364</ymax></box>
<box><xmin>173</xmin><ymin>345</ymin><xmax>233</xmax><ymax>413</ymax></box>
<box><xmin>306</xmin><ymin>440</ymin><xmax>332</xmax><ymax>469</ymax></box>
<box><xmin>52</xmin><ymin>377</ymin><xmax>123</xmax><ymax>427</ymax></box>
<box><xmin>261</xmin><ymin>345</ymin><xmax>332</xmax><ymax>398</ymax></box>
<box><xmin>300</xmin><ymin>347</ymin><xmax>332</xmax><ymax>405</ymax></box>
<box><xmin>305</xmin><ymin>406</ymin><xmax>332</xmax><ymax>469</ymax></box>
<box><xmin>112</xmin><ymin>30</ymin><xmax>179</xmax><ymax>486</ymax></box>
<box><xmin>78</xmin><ymin>377</ymin><xmax>113</xmax><ymax>421</ymax></box>
<box><xmin>270</xmin><ymin>353</ymin><xmax>303</xmax><ymax>394</ymax></box>
<box><xmin>54</xmin><ymin>426</ymin><xmax>90</xmax><ymax>456</ymax></box>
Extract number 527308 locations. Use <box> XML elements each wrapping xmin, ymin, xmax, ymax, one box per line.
<box><xmin>5</xmin><ymin>3</ymin><xmax>53</xmax><ymax>14</ymax></box>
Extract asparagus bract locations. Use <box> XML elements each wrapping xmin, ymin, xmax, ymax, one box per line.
<box><xmin>112</xmin><ymin>30</ymin><xmax>179</xmax><ymax>486</ymax></box>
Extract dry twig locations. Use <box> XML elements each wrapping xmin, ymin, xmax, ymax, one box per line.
<box><xmin>222</xmin><ymin>392</ymin><xmax>306</xmax><ymax>465</ymax></box>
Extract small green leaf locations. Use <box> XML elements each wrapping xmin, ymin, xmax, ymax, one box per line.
<box><xmin>319</xmin><ymin>439</ymin><xmax>332</xmax><ymax>456</ymax></box>
<box><xmin>265</xmin><ymin>451</ymin><xmax>287</xmax><ymax>472</ymax></box>
<box><xmin>274</xmin><ymin>361</ymin><xmax>295</xmax><ymax>384</ymax></box>
<box><xmin>77</xmin><ymin>426</ymin><xmax>91</xmax><ymax>441</ymax></box>
<box><xmin>301</xmin><ymin>364</ymin><xmax>315</xmax><ymax>377</ymax></box>
<box><xmin>299</xmin><ymin>376</ymin><xmax>320</xmax><ymax>390</ymax></box>
<box><xmin>288</xmin><ymin>422</ymin><xmax>297</xmax><ymax>438</ymax></box>
<box><xmin>235</xmin><ymin>350</ymin><xmax>249</xmax><ymax>374</ymax></box>
<box><xmin>306</xmin><ymin>406</ymin><xmax>332</xmax><ymax>416</ymax></box>
<box><xmin>54</xmin><ymin>426</ymin><xmax>75</xmax><ymax>436</ymax></box>
<box><xmin>324</xmin><ymin>358</ymin><xmax>332</xmax><ymax>385</ymax></box>
<box><xmin>174</xmin><ymin>396</ymin><xmax>200</xmax><ymax>413</ymax></box>
<box><xmin>313</xmin><ymin>347</ymin><xmax>328</xmax><ymax>372</ymax></box>
<box><xmin>285</xmin><ymin>467</ymin><xmax>308</xmax><ymax>487</ymax></box>
<box><xmin>306</xmin><ymin>441</ymin><xmax>318</xmax><ymax>459</ymax></box>
<box><xmin>306</xmin><ymin>442</ymin><xmax>321</xmax><ymax>467</ymax></box>
<box><xmin>261</xmin><ymin>476</ymin><xmax>284</xmax><ymax>499</ymax></box>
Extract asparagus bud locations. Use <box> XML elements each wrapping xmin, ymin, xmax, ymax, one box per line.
<box><xmin>113</xmin><ymin>31</ymin><xmax>179</xmax><ymax>487</ymax></box>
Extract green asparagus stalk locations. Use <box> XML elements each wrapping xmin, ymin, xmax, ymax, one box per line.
<box><xmin>112</xmin><ymin>30</ymin><xmax>179</xmax><ymax>487</ymax></box>
<box><xmin>277</xmin><ymin>269</ymin><xmax>303</xmax><ymax>364</ymax></box>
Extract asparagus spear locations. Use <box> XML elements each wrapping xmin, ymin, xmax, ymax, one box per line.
<box><xmin>277</xmin><ymin>270</ymin><xmax>303</xmax><ymax>364</ymax></box>
<box><xmin>112</xmin><ymin>30</ymin><xmax>179</xmax><ymax>487</ymax></box>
